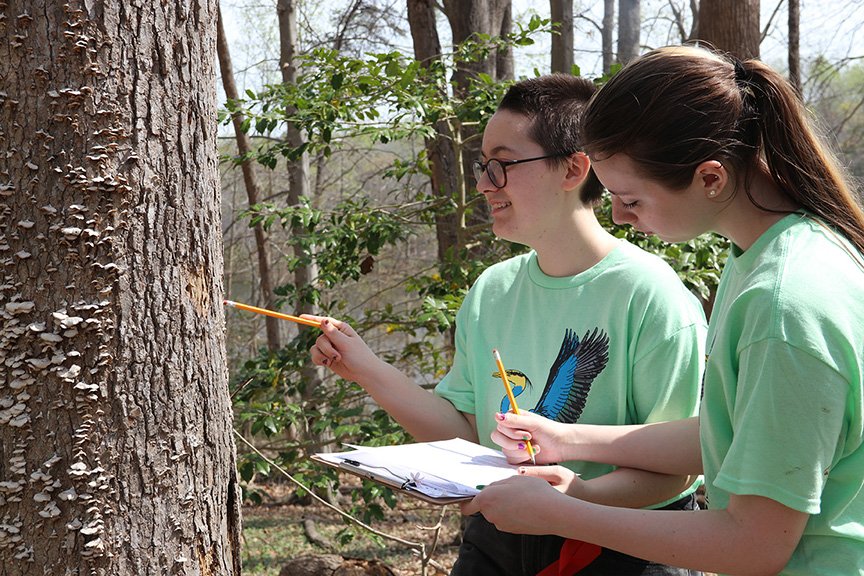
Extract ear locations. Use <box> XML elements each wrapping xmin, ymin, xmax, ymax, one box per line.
<box><xmin>693</xmin><ymin>160</ymin><xmax>728</xmax><ymax>199</ymax></box>
<box><xmin>562</xmin><ymin>152</ymin><xmax>591</xmax><ymax>192</ymax></box>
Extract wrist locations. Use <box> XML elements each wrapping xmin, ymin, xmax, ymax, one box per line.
<box><xmin>356</xmin><ymin>358</ymin><xmax>406</xmax><ymax>391</ymax></box>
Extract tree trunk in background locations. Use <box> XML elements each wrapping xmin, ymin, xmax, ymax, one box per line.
<box><xmin>438</xmin><ymin>0</ymin><xmax>512</xmax><ymax>264</ymax></box>
<box><xmin>443</xmin><ymin>0</ymin><xmax>513</xmax><ymax>88</ymax></box>
<box><xmin>617</xmin><ymin>0</ymin><xmax>640</xmax><ymax>65</ymax></box>
<box><xmin>277</xmin><ymin>0</ymin><xmax>316</xmax><ymax>322</ymax></box>
<box><xmin>550</xmin><ymin>0</ymin><xmax>574</xmax><ymax>74</ymax></box>
<box><xmin>0</xmin><ymin>1</ymin><xmax>241</xmax><ymax>573</ymax></box>
<box><xmin>276</xmin><ymin>0</ymin><xmax>328</xmax><ymax>457</ymax></box>
<box><xmin>602</xmin><ymin>0</ymin><xmax>615</xmax><ymax>73</ymax></box>
<box><xmin>217</xmin><ymin>5</ymin><xmax>282</xmax><ymax>352</ymax></box>
<box><xmin>788</xmin><ymin>0</ymin><xmax>801</xmax><ymax>94</ymax></box>
<box><xmin>698</xmin><ymin>0</ymin><xmax>760</xmax><ymax>59</ymax></box>
<box><xmin>408</xmin><ymin>0</ymin><xmax>461</xmax><ymax>266</ymax></box>
<box><xmin>668</xmin><ymin>0</ymin><xmax>698</xmax><ymax>43</ymax></box>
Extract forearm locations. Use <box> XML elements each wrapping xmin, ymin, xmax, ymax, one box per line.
<box><xmin>574</xmin><ymin>468</ymin><xmax>697</xmax><ymax>509</ymax></box>
<box><xmin>356</xmin><ymin>361</ymin><xmax>477</xmax><ymax>443</ymax></box>
<box><xmin>543</xmin><ymin>494</ymin><xmax>802</xmax><ymax>576</ymax></box>
<box><xmin>561</xmin><ymin>417</ymin><xmax>702</xmax><ymax>475</ymax></box>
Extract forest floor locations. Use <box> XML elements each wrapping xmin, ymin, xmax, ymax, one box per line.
<box><xmin>240</xmin><ymin>481</ymin><xmax>464</xmax><ymax>576</ymax></box>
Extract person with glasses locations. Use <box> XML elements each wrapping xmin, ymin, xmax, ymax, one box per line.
<box><xmin>306</xmin><ymin>74</ymin><xmax>706</xmax><ymax>575</ymax></box>
<box><xmin>465</xmin><ymin>47</ymin><xmax>864</xmax><ymax>576</ymax></box>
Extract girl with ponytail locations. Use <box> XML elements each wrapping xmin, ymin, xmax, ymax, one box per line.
<box><xmin>464</xmin><ymin>45</ymin><xmax>864</xmax><ymax>576</ymax></box>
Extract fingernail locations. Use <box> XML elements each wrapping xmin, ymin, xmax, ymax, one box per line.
<box><xmin>495</xmin><ymin>412</ymin><xmax>505</xmax><ymax>421</ymax></box>
<box><xmin>521</xmin><ymin>435</ymin><xmax>529</xmax><ymax>441</ymax></box>
<box><xmin>517</xmin><ymin>442</ymin><xmax>525</xmax><ymax>450</ymax></box>
<box><xmin>323</xmin><ymin>358</ymin><xmax>330</xmax><ymax>366</ymax></box>
<box><xmin>475</xmin><ymin>484</ymin><xmax>486</xmax><ymax>490</ymax></box>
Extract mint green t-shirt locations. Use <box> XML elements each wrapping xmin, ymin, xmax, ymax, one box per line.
<box><xmin>436</xmin><ymin>241</ymin><xmax>706</xmax><ymax>504</ymax></box>
<box><xmin>701</xmin><ymin>213</ymin><xmax>864</xmax><ymax>575</ymax></box>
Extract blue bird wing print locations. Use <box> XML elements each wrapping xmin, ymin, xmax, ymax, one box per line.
<box><xmin>532</xmin><ymin>328</ymin><xmax>609</xmax><ymax>423</ymax></box>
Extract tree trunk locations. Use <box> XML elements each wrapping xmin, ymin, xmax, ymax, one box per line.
<box><xmin>217</xmin><ymin>5</ymin><xmax>282</xmax><ymax>352</ymax></box>
<box><xmin>617</xmin><ymin>0</ymin><xmax>641</xmax><ymax>65</ymax></box>
<box><xmin>698</xmin><ymin>0</ymin><xmax>760</xmax><ymax>59</ymax></box>
<box><xmin>277</xmin><ymin>0</ymin><xmax>316</xmax><ymax>322</ymax></box>
<box><xmin>443</xmin><ymin>0</ymin><xmax>513</xmax><ymax>88</ymax></box>
<box><xmin>550</xmin><ymin>0</ymin><xmax>575</xmax><ymax>74</ymax></box>
<box><xmin>408</xmin><ymin>0</ymin><xmax>462</xmax><ymax>266</ymax></box>
<box><xmin>788</xmin><ymin>0</ymin><xmax>801</xmax><ymax>94</ymax></box>
<box><xmin>276</xmin><ymin>0</ymin><xmax>330</xmax><ymax>468</ymax></box>
<box><xmin>602</xmin><ymin>0</ymin><xmax>615</xmax><ymax>73</ymax></box>
<box><xmin>0</xmin><ymin>1</ymin><xmax>241</xmax><ymax>574</ymax></box>
<box><xmin>437</xmin><ymin>0</ymin><xmax>511</xmax><ymax>265</ymax></box>
<box><xmin>496</xmin><ymin>4</ymin><xmax>515</xmax><ymax>80</ymax></box>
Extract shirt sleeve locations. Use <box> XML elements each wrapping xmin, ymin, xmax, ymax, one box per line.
<box><xmin>631</xmin><ymin>322</ymin><xmax>706</xmax><ymax>425</ymax></box>
<box><xmin>434</xmin><ymin>304</ymin><xmax>477</xmax><ymax>415</ymax></box>
<box><xmin>713</xmin><ymin>337</ymin><xmax>849</xmax><ymax>513</ymax></box>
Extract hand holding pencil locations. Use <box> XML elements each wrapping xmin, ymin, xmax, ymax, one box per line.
<box><xmin>493</xmin><ymin>349</ymin><xmax>536</xmax><ymax>465</ymax></box>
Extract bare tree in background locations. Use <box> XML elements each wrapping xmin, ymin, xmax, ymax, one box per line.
<box><xmin>698</xmin><ymin>0</ymin><xmax>760</xmax><ymax>59</ymax></box>
<box><xmin>551</xmin><ymin>0</ymin><xmax>575</xmax><ymax>73</ymax></box>
<box><xmin>217</xmin><ymin>5</ymin><xmax>282</xmax><ymax>352</ymax></box>
<box><xmin>788</xmin><ymin>0</ymin><xmax>801</xmax><ymax>93</ymax></box>
<box><xmin>666</xmin><ymin>0</ymin><xmax>699</xmax><ymax>43</ymax></box>
<box><xmin>602</xmin><ymin>0</ymin><xmax>615</xmax><ymax>73</ymax></box>
<box><xmin>0</xmin><ymin>0</ymin><xmax>240</xmax><ymax>573</ymax></box>
<box><xmin>276</xmin><ymin>0</ymin><xmax>331</xmax><ymax>465</ymax></box>
<box><xmin>406</xmin><ymin>0</ymin><xmax>513</xmax><ymax>267</ymax></box>
<box><xmin>443</xmin><ymin>0</ymin><xmax>514</xmax><ymax>94</ymax></box>
<box><xmin>617</xmin><ymin>0</ymin><xmax>641</xmax><ymax>65</ymax></box>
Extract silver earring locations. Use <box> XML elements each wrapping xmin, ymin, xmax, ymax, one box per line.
<box><xmin>708</xmin><ymin>189</ymin><xmax>718</xmax><ymax>197</ymax></box>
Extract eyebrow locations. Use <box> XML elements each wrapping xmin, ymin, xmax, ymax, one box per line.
<box><xmin>482</xmin><ymin>145</ymin><xmax>518</xmax><ymax>159</ymax></box>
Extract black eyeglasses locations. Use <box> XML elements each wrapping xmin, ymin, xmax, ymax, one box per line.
<box><xmin>471</xmin><ymin>153</ymin><xmax>573</xmax><ymax>189</ymax></box>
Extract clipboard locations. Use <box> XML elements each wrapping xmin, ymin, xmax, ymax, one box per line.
<box><xmin>311</xmin><ymin>453</ymin><xmax>471</xmax><ymax>505</ymax></box>
<box><xmin>311</xmin><ymin>437</ymin><xmax>522</xmax><ymax>506</ymax></box>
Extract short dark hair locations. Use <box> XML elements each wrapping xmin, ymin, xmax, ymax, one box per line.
<box><xmin>497</xmin><ymin>74</ymin><xmax>604</xmax><ymax>204</ymax></box>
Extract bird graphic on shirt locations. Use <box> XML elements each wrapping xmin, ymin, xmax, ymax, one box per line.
<box><xmin>494</xmin><ymin>328</ymin><xmax>610</xmax><ymax>423</ymax></box>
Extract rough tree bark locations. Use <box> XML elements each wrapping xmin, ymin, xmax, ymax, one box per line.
<box><xmin>0</xmin><ymin>1</ymin><xmax>241</xmax><ymax>574</ymax></box>
<box><xmin>550</xmin><ymin>0</ymin><xmax>574</xmax><ymax>74</ymax></box>
<box><xmin>217</xmin><ymin>5</ymin><xmax>282</xmax><ymax>352</ymax></box>
<box><xmin>698</xmin><ymin>0</ymin><xmax>760</xmax><ymax>59</ymax></box>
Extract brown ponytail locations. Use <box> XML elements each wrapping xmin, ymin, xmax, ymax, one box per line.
<box><xmin>582</xmin><ymin>46</ymin><xmax>864</xmax><ymax>253</ymax></box>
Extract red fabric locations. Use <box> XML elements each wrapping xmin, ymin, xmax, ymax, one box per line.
<box><xmin>536</xmin><ymin>539</ymin><xmax>602</xmax><ymax>576</ymax></box>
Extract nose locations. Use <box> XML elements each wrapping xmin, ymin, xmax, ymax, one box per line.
<box><xmin>610</xmin><ymin>196</ymin><xmax>636</xmax><ymax>225</ymax></box>
<box><xmin>475</xmin><ymin>168</ymin><xmax>497</xmax><ymax>194</ymax></box>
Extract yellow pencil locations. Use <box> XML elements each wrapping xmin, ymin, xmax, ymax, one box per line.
<box><xmin>492</xmin><ymin>348</ymin><xmax>536</xmax><ymax>465</ymax></box>
<box><xmin>223</xmin><ymin>300</ymin><xmax>322</xmax><ymax>328</ymax></box>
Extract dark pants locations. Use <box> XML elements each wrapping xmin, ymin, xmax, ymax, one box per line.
<box><xmin>450</xmin><ymin>494</ymin><xmax>702</xmax><ymax>576</ymax></box>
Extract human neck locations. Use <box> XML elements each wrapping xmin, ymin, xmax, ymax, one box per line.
<box><xmin>716</xmin><ymin>169</ymin><xmax>800</xmax><ymax>250</ymax></box>
<box><xmin>533</xmin><ymin>210</ymin><xmax>619</xmax><ymax>277</ymax></box>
